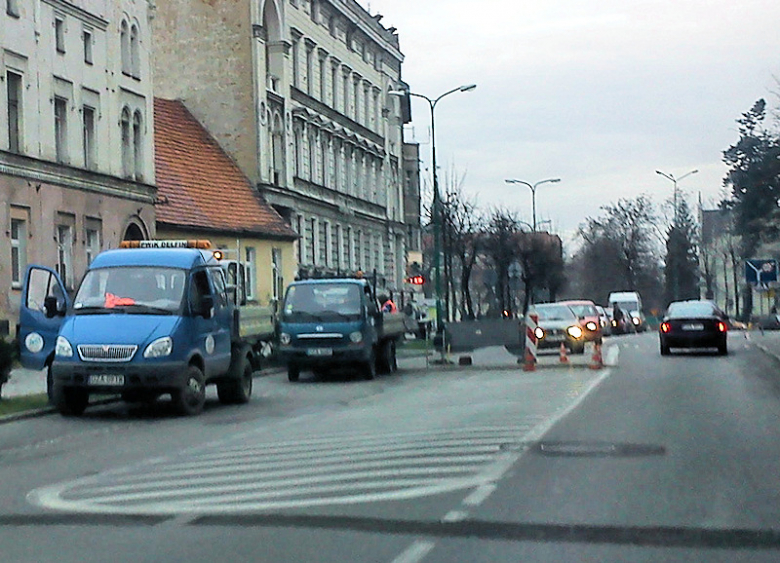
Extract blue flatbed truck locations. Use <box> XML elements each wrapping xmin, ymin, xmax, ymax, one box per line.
<box><xmin>17</xmin><ymin>240</ymin><xmax>276</xmax><ymax>416</ymax></box>
<box><xmin>277</xmin><ymin>278</ymin><xmax>407</xmax><ymax>381</ymax></box>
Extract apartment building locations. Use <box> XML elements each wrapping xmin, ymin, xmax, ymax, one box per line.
<box><xmin>0</xmin><ymin>0</ymin><xmax>156</xmax><ymax>335</ymax></box>
<box><xmin>153</xmin><ymin>0</ymin><xmax>409</xmax><ymax>290</ymax></box>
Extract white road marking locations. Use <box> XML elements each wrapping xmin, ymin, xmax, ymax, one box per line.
<box><xmin>462</xmin><ymin>483</ymin><xmax>496</xmax><ymax>507</ymax></box>
<box><xmin>441</xmin><ymin>510</ymin><xmax>469</xmax><ymax>522</ymax></box>
<box><xmin>390</xmin><ymin>540</ymin><xmax>437</xmax><ymax>563</ymax></box>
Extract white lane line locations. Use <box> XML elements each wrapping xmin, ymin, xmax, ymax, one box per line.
<box><xmin>462</xmin><ymin>483</ymin><xmax>496</xmax><ymax>507</ymax></box>
<box><xmin>390</xmin><ymin>540</ymin><xmax>437</xmax><ymax>563</ymax></box>
<box><xmin>441</xmin><ymin>510</ymin><xmax>468</xmax><ymax>522</ymax></box>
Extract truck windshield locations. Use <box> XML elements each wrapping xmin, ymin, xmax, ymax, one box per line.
<box><xmin>283</xmin><ymin>283</ymin><xmax>362</xmax><ymax>321</ymax></box>
<box><xmin>73</xmin><ymin>267</ymin><xmax>186</xmax><ymax>314</ymax></box>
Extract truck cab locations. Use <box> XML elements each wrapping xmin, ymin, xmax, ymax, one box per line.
<box><xmin>18</xmin><ymin>240</ymin><xmax>260</xmax><ymax>416</ymax></box>
<box><xmin>277</xmin><ymin>278</ymin><xmax>404</xmax><ymax>381</ymax></box>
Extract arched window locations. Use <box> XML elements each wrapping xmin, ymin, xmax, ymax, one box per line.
<box><xmin>120</xmin><ymin>107</ymin><xmax>132</xmax><ymax>178</ymax></box>
<box><xmin>130</xmin><ymin>24</ymin><xmax>140</xmax><ymax>78</ymax></box>
<box><xmin>133</xmin><ymin>110</ymin><xmax>143</xmax><ymax>181</ymax></box>
<box><xmin>120</xmin><ymin>20</ymin><xmax>130</xmax><ymax>75</ymax></box>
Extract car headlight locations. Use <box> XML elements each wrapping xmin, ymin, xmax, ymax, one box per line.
<box><xmin>144</xmin><ymin>336</ymin><xmax>173</xmax><ymax>358</ymax></box>
<box><xmin>349</xmin><ymin>331</ymin><xmax>363</xmax><ymax>343</ymax></box>
<box><xmin>280</xmin><ymin>332</ymin><xmax>291</xmax><ymax>345</ymax></box>
<box><xmin>534</xmin><ymin>327</ymin><xmax>545</xmax><ymax>340</ymax></box>
<box><xmin>55</xmin><ymin>336</ymin><xmax>73</xmax><ymax>357</ymax></box>
<box><xmin>632</xmin><ymin>317</ymin><xmax>640</xmax><ymax>325</ymax></box>
<box><xmin>567</xmin><ymin>325</ymin><xmax>583</xmax><ymax>339</ymax></box>
<box><xmin>585</xmin><ymin>321</ymin><xmax>598</xmax><ymax>331</ymax></box>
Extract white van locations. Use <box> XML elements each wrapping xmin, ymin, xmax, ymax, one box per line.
<box><xmin>608</xmin><ymin>291</ymin><xmax>647</xmax><ymax>332</ymax></box>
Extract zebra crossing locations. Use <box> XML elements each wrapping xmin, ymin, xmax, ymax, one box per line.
<box><xmin>28</xmin><ymin>368</ymin><xmax>609</xmax><ymax>516</ymax></box>
<box><xmin>29</xmin><ymin>422</ymin><xmax>548</xmax><ymax>515</ymax></box>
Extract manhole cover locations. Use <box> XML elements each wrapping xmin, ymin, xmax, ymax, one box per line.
<box><xmin>532</xmin><ymin>441</ymin><xmax>666</xmax><ymax>458</ymax></box>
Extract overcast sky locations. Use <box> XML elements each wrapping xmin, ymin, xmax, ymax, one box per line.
<box><xmin>360</xmin><ymin>0</ymin><xmax>780</xmax><ymax>244</ymax></box>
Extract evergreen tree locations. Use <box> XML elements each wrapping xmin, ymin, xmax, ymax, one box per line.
<box><xmin>664</xmin><ymin>197</ymin><xmax>700</xmax><ymax>304</ymax></box>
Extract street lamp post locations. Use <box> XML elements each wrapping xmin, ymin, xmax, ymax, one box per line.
<box><xmin>655</xmin><ymin>169</ymin><xmax>698</xmax><ymax>225</ymax></box>
<box><xmin>656</xmin><ymin>168</ymin><xmax>698</xmax><ymax>302</ymax></box>
<box><xmin>504</xmin><ymin>178</ymin><xmax>561</xmax><ymax>232</ymax></box>
<box><xmin>390</xmin><ymin>84</ymin><xmax>476</xmax><ymax>333</ymax></box>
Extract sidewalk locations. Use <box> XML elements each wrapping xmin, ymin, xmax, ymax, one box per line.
<box><xmin>2</xmin><ymin>366</ymin><xmax>47</xmax><ymax>399</ymax></box>
<box><xmin>746</xmin><ymin>329</ymin><xmax>780</xmax><ymax>362</ymax></box>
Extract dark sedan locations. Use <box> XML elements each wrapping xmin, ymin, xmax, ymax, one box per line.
<box><xmin>659</xmin><ymin>300</ymin><xmax>728</xmax><ymax>356</ymax></box>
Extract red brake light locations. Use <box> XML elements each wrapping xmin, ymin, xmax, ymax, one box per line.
<box><xmin>717</xmin><ymin>321</ymin><xmax>727</xmax><ymax>332</ymax></box>
<box><xmin>660</xmin><ymin>322</ymin><xmax>670</xmax><ymax>333</ymax></box>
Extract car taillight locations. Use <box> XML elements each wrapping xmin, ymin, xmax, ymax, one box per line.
<box><xmin>717</xmin><ymin>321</ymin><xmax>727</xmax><ymax>332</ymax></box>
<box><xmin>660</xmin><ymin>322</ymin><xmax>671</xmax><ymax>333</ymax></box>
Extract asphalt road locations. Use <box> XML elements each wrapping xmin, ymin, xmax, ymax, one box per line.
<box><xmin>1</xmin><ymin>331</ymin><xmax>779</xmax><ymax>562</ymax></box>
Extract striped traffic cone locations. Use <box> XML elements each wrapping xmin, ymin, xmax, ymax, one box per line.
<box><xmin>559</xmin><ymin>342</ymin><xmax>569</xmax><ymax>364</ymax></box>
<box><xmin>589</xmin><ymin>342</ymin><xmax>604</xmax><ymax>370</ymax></box>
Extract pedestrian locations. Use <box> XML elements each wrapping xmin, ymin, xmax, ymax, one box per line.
<box><xmin>382</xmin><ymin>297</ymin><xmax>397</xmax><ymax>313</ymax></box>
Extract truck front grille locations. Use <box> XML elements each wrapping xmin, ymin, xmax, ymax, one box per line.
<box><xmin>78</xmin><ymin>344</ymin><xmax>138</xmax><ymax>362</ymax></box>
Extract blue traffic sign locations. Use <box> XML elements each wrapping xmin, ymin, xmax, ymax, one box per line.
<box><xmin>746</xmin><ymin>259</ymin><xmax>778</xmax><ymax>284</ymax></box>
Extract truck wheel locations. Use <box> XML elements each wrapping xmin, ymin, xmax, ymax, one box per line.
<box><xmin>378</xmin><ymin>340</ymin><xmax>397</xmax><ymax>373</ymax></box>
<box><xmin>363</xmin><ymin>351</ymin><xmax>377</xmax><ymax>380</ymax></box>
<box><xmin>53</xmin><ymin>385</ymin><xmax>89</xmax><ymax>416</ymax></box>
<box><xmin>172</xmin><ymin>365</ymin><xmax>206</xmax><ymax>416</ymax></box>
<box><xmin>218</xmin><ymin>349</ymin><xmax>253</xmax><ymax>404</ymax></box>
<box><xmin>389</xmin><ymin>340</ymin><xmax>398</xmax><ymax>373</ymax></box>
<box><xmin>287</xmin><ymin>364</ymin><xmax>300</xmax><ymax>382</ymax></box>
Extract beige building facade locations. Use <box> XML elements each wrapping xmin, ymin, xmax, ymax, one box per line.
<box><xmin>153</xmin><ymin>0</ymin><xmax>408</xmax><ymax>291</ymax></box>
<box><xmin>0</xmin><ymin>0</ymin><xmax>156</xmax><ymax>336</ymax></box>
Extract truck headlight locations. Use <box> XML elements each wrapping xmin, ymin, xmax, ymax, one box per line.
<box><xmin>534</xmin><ymin>327</ymin><xmax>545</xmax><ymax>340</ymax></box>
<box><xmin>144</xmin><ymin>336</ymin><xmax>173</xmax><ymax>358</ymax></box>
<box><xmin>567</xmin><ymin>326</ymin><xmax>583</xmax><ymax>339</ymax></box>
<box><xmin>349</xmin><ymin>331</ymin><xmax>363</xmax><ymax>343</ymax></box>
<box><xmin>280</xmin><ymin>333</ymin><xmax>291</xmax><ymax>345</ymax></box>
<box><xmin>55</xmin><ymin>336</ymin><xmax>73</xmax><ymax>357</ymax></box>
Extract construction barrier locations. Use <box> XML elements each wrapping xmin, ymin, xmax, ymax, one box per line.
<box><xmin>523</xmin><ymin>313</ymin><xmax>539</xmax><ymax>371</ymax></box>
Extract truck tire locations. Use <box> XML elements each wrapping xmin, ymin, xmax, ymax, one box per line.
<box><xmin>53</xmin><ymin>385</ymin><xmax>89</xmax><ymax>416</ymax></box>
<box><xmin>287</xmin><ymin>364</ymin><xmax>300</xmax><ymax>382</ymax></box>
<box><xmin>218</xmin><ymin>348</ymin><xmax>253</xmax><ymax>404</ymax></box>
<box><xmin>363</xmin><ymin>350</ymin><xmax>377</xmax><ymax>380</ymax></box>
<box><xmin>172</xmin><ymin>365</ymin><xmax>206</xmax><ymax>416</ymax></box>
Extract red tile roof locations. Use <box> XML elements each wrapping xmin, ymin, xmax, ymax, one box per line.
<box><xmin>153</xmin><ymin>98</ymin><xmax>296</xmax><ymax>239</ymax></box>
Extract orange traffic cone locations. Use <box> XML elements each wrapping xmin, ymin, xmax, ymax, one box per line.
<box><xmin>559</xmin><ymin>343</ymin><xmax>569</xmax><ymax>364</ymax></box>
<box><xmin>589</xmin><ymin>342</ymin><xmax>604</xmax><ymax>370</ymax></box>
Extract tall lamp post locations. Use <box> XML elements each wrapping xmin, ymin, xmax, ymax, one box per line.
<box><xmin>504</xmin><ymin>178</ymin><xmax>561</xmax><ymax>231</ymax></box>
<box><xmin>655</xmin><ymin>169</ymin><xmax>698</xmax><ymax>225</ymax></box>
<box><xmin>656</xmin><ymin>168</ymin><xmax>698</xmax><ymax>302</ymax></box>
<box><xmin>390</xmin><ymin>84</ymin><xmax>477</xmax><ymax>332</ymax></box>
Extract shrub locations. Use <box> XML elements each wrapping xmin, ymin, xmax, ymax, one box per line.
<box><xmin>0</xmin><ymin>337</ymin><xmax>16</xmax><ymax>387</ymax></box>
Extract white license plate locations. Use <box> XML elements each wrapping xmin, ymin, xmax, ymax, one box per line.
<box><xmin>88</xmin><ymin>374</ymin><xmax>125</xmax><ymax>386</ymax></box>
<box><xmin>546</xmin><ymin>334</ymin><xmax>564</xmax><ymax>342</ymax></box>
<box><xmin>681</xmin><ymin>324</ymin><xmax>704</xmax><ymax>331</ymax></box>
<box><xmin>307</xmin><ymin>348</ymin><xmax>333</xmax><ymax>357</ymax></box>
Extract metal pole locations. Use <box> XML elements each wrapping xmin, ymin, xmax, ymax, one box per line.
<box><xmin>428</xmin><ymin>97</ymin><xmax>443</xmax><ymax>336</ymax></box>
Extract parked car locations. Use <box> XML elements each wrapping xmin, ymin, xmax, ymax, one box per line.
<box><xmin>528</xmin><ymin>303</ymin><xmax>586</xmax><ymax>354</ymax></box>
<box><xmin>595</xmin><ymin>305</ymin><xmax>612</xmax><ymax>336</ymax></box>
<box><xmin>557</xmin><ymin>300</ymin><xmax>603</xmax><ymax>344</ymax></box>
<box><xmin>754</xmin><ymin>314</ymin><xmax>780</xmax><ymax>331</ymax></box>
<box><xmin>659</xmin><ymin>300</ymin><xmax>729</xmax><ymax>356</ymax></box>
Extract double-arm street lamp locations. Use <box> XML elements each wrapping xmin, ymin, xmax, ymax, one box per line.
<box><xmin>655</xmin><ymin>169</ymin><xmax>698</xmax><ymax>225</ymax></box>
<box><xmin>390</xmin><ymin>83</ymin><xmax>477</xmax><ymax>331</ymax></box>
<box><xmin>504</xmin><ymin>178</ymin><xmax>561</xmax><ymax>232</ymax></box>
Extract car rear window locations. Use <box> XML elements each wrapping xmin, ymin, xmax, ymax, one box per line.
<box><xmin>666</xmin><ymin>302</ymin><xmax>717</xmax><ymax>319</ymax></box>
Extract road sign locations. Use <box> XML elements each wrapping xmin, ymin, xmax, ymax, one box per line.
<box><xmin>746</xmin><ymin>259</ymin><xmax>778</xmax><ymax>284</ymax></box>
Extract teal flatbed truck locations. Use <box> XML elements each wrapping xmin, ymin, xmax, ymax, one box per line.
<box><xmin>277</xmin><ymin>278</ymin><xmax>406</xmax><ymax>381</ymax></box>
